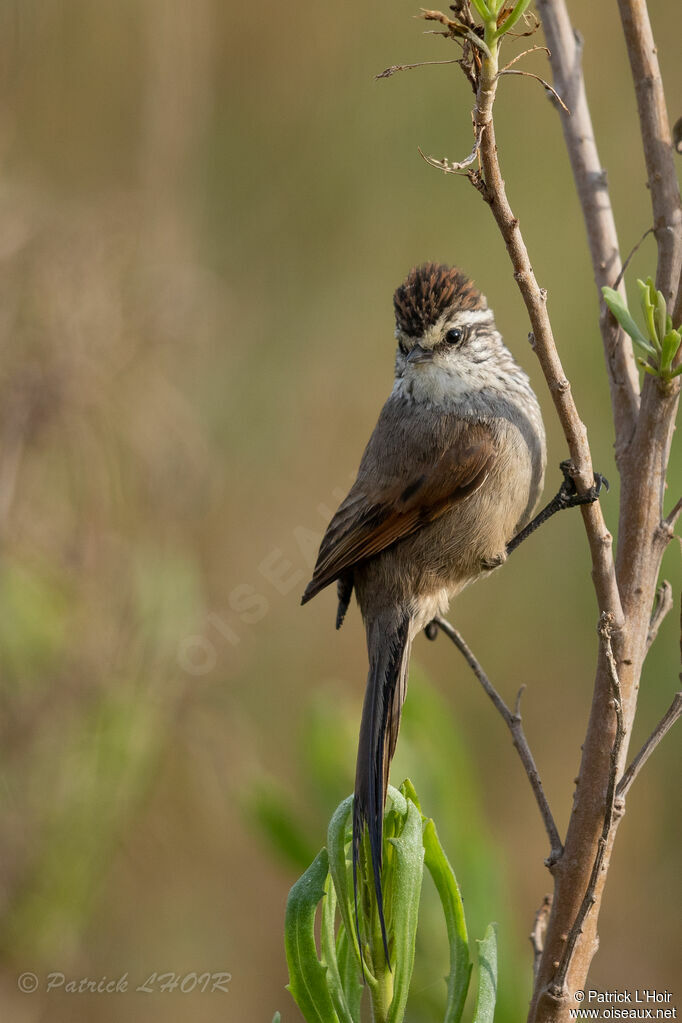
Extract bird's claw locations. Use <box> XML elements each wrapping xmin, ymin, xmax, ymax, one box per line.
<box><xmin>558</xmin><ymin>460</ymin><xmax>609</xmax><ymax>509</ymax></box>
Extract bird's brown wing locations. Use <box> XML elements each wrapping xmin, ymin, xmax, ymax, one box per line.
<box><xmin>301</xmin><ymin>411</ymin><xmax>496</xmax><ymax>604</ymax></box>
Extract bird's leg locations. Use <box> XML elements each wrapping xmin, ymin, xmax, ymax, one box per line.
<box><xmin>424</xmin><ymin>462</ymin><xmax>607</xmax><ymax>638</ymax></box>
<box><xmin>506</xmin><ymin>459</ymin><xmax>608</xmax><ymax>556</ymax></box>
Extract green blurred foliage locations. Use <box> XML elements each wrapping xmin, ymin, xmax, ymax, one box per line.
<box><xmin>0</xmin><ymin>2</ymin><xmax>678</xmax><ymax>1022</ymax></box>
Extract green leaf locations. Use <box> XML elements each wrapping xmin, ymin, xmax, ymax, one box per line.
<box><xmin>387</xmin><ymin>784</ymin><xmax>408</xmax><ymax>817</ymax></box>
<box><xmin>327</xmin><ymin>796</ymin><xmax>364</xmax><ymax>974</ymax></box>
<box><xmin>655</xmin><ymin>288</ymin><xmax>668</xmax><ymax>348</ymax></box>
<box><xmin>469</xmin><ymin>0</ymin><xmax>493</xmax><ymax>22</ymax></box>
<box><xmin>601</xmin><ymin>287</ymin><xmax>655</xmax><ymax>354</ymax></box>
<box><xmin>637</xmin><ymin>277</ymin><xmax>660</xmax><ymax>351</ymax></box>
<box><xmin>472</xmin><ymin>924</ymin><xmax>498</xmax><ymax>1023</ymax></box>
<box><xmin>495</xmin><ymin>0</ymin><xmax>532</xmax><ymax>37</ymax></box>
<box><xmin>321</xmin><ymin>873</ymin><xmax>356</xmax><ymax>1023</ymax></box>
<box><xmin>423</xmin><ymin>819</ymin><xmax>472</xmax><ymax>1023</ymax></box>
<box><xmin>399</xmin><ymin>777</ymin><xmax>422</xmax><ymax>813</ymax></box>
<box><xmin>386</xmin><ymin>798</ymin><xmax>425</xmax><ymax>1023</ymax></box>
<box><xmin>336</xmin><ymin>928</ymin><xmax>364</xmax><ymax>1023</ymax></box>
<box><xmin>285</xmin><ymin>848</ymin><xmax>340</xmax><ymax>1023</ymax></box>
<box><xmin>660</xmin><ymin>329</ymin><xmax>681</xmax><ymax>373</ymax></box>
<box><xmin>272</xmin><ymin>1015</ymin><xmax>282</xmax><ymax>1023</ymax></box>
<box><xmin>637</xmin><ymin>357</ymin><xmax>659</xmax><ymax>376</ymax></box>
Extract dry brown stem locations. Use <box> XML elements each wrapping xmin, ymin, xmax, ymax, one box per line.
<box><xmin>616</xmin><ymin>691</ymin><xmax>682</xmax><ymax>801</ymax></box>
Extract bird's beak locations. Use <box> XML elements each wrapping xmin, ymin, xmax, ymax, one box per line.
<box><xmin>406</xmin><ymin>343</ymin><xmax>433</xmax><ymax>365</ymax></box>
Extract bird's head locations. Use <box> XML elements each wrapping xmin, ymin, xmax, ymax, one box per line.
<box><xmin>393</xmin><ymin>263</ymin><xmax>500</xmax><ymax>388</ymax></box>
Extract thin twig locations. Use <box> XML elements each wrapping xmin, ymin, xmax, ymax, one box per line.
<box><xmin>530</xmin><ymin>896</ymin><xmax>553</xmax><ymax>980</ymax></box>
<box><xmin>646</xmin><ymin>580</ymin><xmax>674</xmax><ymax>651</ymax></box>
<box><xmin>418</xmin><ymin>8</ymin><xmax>492</xmax><ymax>58</ymax></box>
<box><xmin>418</xmin><ymin>129</ymin><xmax>483</xmax><ymax>174</ymax></box>
<box><xmin>549</xmin><ymin>614</ymin><xmax>625</xmax><ymax>996</ymax></box>
<box><xmin>433</xmin><ymin>616</ymin><xmax>563</xmax><ymax>863</ymax></box>
<box><xmin>616</xmin><ymin>692</ymin><xmax>682</xmax><ymax>801</ymax></box>
<box><xmin>663</xmin><ymin>495</ymin><xmax>682</xmax><ymax>531</ymax></box>
<box><xmin>376</xmin><ymin>58</ymin><xmax>461</xmax><ymax>79</ymax></box>
<box><xmin>497</xmin><ymin>69</ymin><xmax>569</xmax><ymax>115</ymax></box>
<box><xmin>611</xmin><ymin>226</ymin><xmax>655</xmax><ymax>291</ymax></box>
<box><xmin>500</xmin><ymin>44</ymin><xmax>550</xmax><ymax>73</ymax></box>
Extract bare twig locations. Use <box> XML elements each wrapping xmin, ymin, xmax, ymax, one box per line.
<box><xmin>616</xmin><ymin>692</ymin><xmax>682</xmax><ymax>801</ymax></box>
<box><xmin>418</xmin><ymin>8</ymin><xmax>492</xmax><ymax>58</ymax></box>
<box><xmin>616</xmin><ymin>0</ymin><xmax>682</xmax><ymax>306</ymax></box>
<box><xmin>500</xmin><ymin>45</ymin><xmax>550</xmax><ymax>73</ymax></box>
<box><xmin>376</xmin><ymin>58</ymin><xmax>460</xmax><ymax>79</ymax></box>
<box><xmin>611</xmin><ymin>226</ymin><xmax>655</xmax><ymax>292</ymax></box>
<box><xmin>663</xmin><ymin>495</ymin><xmax>682</xmax><ymax>531</ymax></box>
<box><xmin>433</xmin><ymin>616</ymin><xmax>563</xmax><ymax>863</ymax></box>
<box><xmin>497</xmin><ymin>69</ymin><xmax>569</xmax><ymax>115</ymax></box>
<box><xmin>417</xmin><ymin>130</ymin><xmax>483</xmax><ymax>173</ymax></box>
<box><xmin>646</xmin><ymin>580</ymin><xmax>674</xmax><ymax>651</ymax></box>
<box><xmin>536</xmin><ymin>0</ymin><xmax>640</xmax><ymax>456</ymax></box>
<box><xmin>549</xmin><ymin>615</ymin><xmax>625</xmax><ymax>996</ymax></box>
<box><xmin>531</xmin><ymin>896</ymin><xmax>553</xmax><ymax>980</ymax></box>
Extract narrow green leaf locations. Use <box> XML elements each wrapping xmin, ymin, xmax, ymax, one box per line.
<box><xmin>660</xmin><ymin>329</ymin><xmax>681</xmax><ymax>373</ymax></box>
<box><xmin>637</xmin><ymin>277</ymin><xmax>660</xmax><ymax>351</ymax></box>
<box><xmin>601</xmin><ymin>287</ymin><xmax>654</xmax><ymax>353</ymax></box>
<box><xmin>398</xmin><ymin>776</ymin><xmax>420</xmax><ymax>811</ymax></box>
<box><xmin>469</xmin><ymin>0</ymin><xmax>493</xmax><ymax>22</ymax></box>
<box><xmin>336</xmin><ymin>928</ymin><xmax>364</xmax><ymax>1023</ymax></box>
<box><xmin>386</xmin><ymin>798</ymin><xmax>425</xmax><ymax>1023</ymax></box>
<box><xmin>321</xmin><ymin>874</ymin><xmax>356</xmax><ymax>1023</ymax></box>
<box><xmin>272</xmin><ymin>1013</ymin><xmax>282</xmax><ymax>1023</ymax></box>
<box><xmin>637</xmin><ymin>357</ymin><xmax>659</xmax><ymax>376</ymax></box>
<box><xmin>285</xmin><ymin>848</ymin><xmax>340</xmax><ymax>1023</ymax></box>
<box><xmin>387</xmin><ymin>784</ymin><xmax>408</xmax><ymax>817</ymax></box>
<box><xmin>472</xmin><ymin>924</ymin><xmax>498</xmax><ymax>1023</ymax></box>
<box><xmin>655</xmin><ymin>288</ymin><xmax>668</xmax><ymax>348</ymax></box>
<box><xmin>423</xmin><ymin>819</ymin><xmax>472</xmax><ymax>1023</ymax></box>
<box><xmin>495</xmin><ymin>0</ymin><xmax>532</xmax><ymax>37</ymax></box>
<box><xmin>327</xmin><ymin>796</ymin><xmax>364</xmax><ymax>972</ymax></box>
<box><xmin>670</xmin><ymin>365</ymin><xmax>682</xmax><ymax>378</ymax></box>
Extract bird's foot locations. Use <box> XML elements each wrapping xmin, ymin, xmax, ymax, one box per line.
<box><xmin>506</xmin><ymin>460</ymin><xmax>609</xmax><ymax>556</ymax></box>
<box><xmin>555</xmin><ymin>458</ymin><xmax>609</xmax><ymax>511</ymax></box>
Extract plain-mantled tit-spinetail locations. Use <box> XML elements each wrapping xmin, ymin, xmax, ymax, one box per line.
<box><xmin>302</xmin><ymin>263</ymin><xmax>547</xmax><ymax>959</ymax></box>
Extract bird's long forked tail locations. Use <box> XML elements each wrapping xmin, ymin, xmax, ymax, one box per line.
<box><xmin>352</xmin><ymin>614</ymin><xmax>412</xmax><ymax>969</ymax></box>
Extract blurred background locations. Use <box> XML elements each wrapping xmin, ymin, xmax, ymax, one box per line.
<box><xmin>0</xmin><ymin>1</ymin><xmax>679</xmax><ymax>1021</ymax></box>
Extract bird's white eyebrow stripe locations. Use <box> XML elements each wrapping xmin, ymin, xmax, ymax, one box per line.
<box><xmin>449</xmin><ymin>308</ymin><xmax>495</xmax><ymax>327</ymax></box>
<box><xmin>394</xmin><ymin>306</ymin><xmax>495</xmax><ymax>339</ymax></box>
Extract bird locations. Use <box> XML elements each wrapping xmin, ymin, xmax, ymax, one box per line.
<box><xmin>301</xmin><ymin>262</ymin><xmax>547</xmax><ymax>963</ymax></box>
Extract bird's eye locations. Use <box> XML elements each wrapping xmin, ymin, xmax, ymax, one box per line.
<box><xmin>445</xmin><ymin>327</ymin><xmax>463</xmax><ymax>345</ymax></box>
